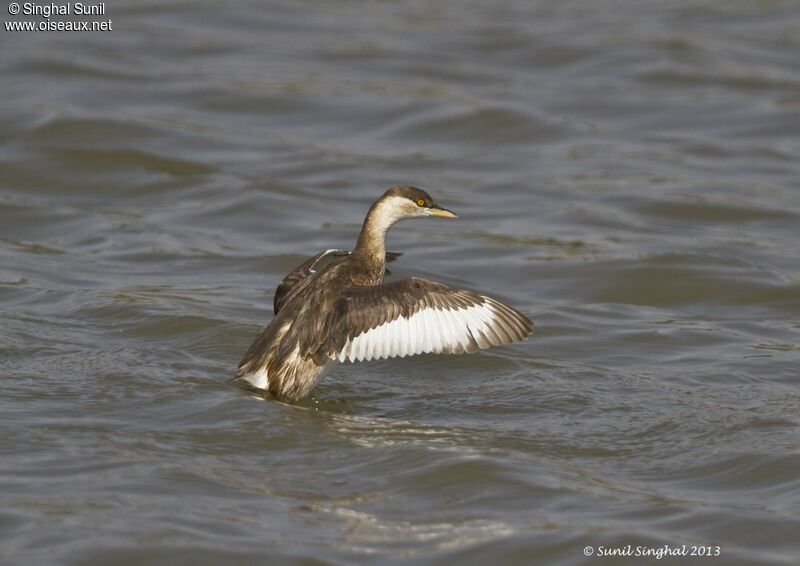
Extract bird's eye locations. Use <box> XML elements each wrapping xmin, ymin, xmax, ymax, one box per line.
<box><xmin>416</xmin><ymin>199</ymin><xmax>425</xmax><ymax>207</ymax></box>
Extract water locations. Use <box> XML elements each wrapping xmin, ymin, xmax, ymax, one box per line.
<box><xmin>2</xmin><ymin>1</ymin><xmax>799</xmax><ymax>564</ymax></box>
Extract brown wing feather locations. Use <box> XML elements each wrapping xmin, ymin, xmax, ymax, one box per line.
<box><xmin>315</xmin><ymin>277</ymin><xmax>533</xmax><ymax>362</ymax></box>
<box><xmin>273</xmin><ymin>250</ymin><xmax>349</xmax><ymax>314</ymax></box>
<box><xmin>273</xmin><ymin>250</ymin><xmax>403</xmax><ymax>314</ymax></box>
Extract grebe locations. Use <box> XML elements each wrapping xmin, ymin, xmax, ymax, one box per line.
<box><xmin>233</xmin><ymin>186</ymin><xmax>533</xmax><ymax>401</ymax></box>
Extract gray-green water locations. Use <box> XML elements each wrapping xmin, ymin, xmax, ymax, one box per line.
<box><xmin>2</xmin><ymin>1</ymin><xmax>799</xmax><ymax>565</ymax></box>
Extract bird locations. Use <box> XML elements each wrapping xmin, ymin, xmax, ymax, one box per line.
<box><xmin>232</xmin><ymin>186</ymin><xmax>533</xmax><ymax>401</ymax></box>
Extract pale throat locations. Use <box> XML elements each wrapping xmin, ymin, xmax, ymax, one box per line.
<box><xmin>353</xmin><ymin>196</ymin><xmax>408</xmax><ymax>263</ymax></box>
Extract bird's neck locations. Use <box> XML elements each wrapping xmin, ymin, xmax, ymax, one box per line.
<box><xmin>352</xmin><ymin>198</ymin><xmax>398</xmax><ymax>269</ymax></box>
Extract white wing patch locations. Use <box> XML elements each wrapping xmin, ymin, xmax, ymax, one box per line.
<box><xmin>335</xmin><ymin>302</ymin><xmax>502</xmax><ymax>363</ymax></box>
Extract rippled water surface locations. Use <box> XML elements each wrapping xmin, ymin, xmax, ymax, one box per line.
<box><xmin>2</xmin><ymin>1</ymin><xmax>800</xmax><ymax>564</ymax></box>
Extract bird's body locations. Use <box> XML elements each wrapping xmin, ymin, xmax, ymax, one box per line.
<box><xmin>234</xmin><ymin>186</ymin><xmax>533</xmax><ymax>401</ymax></box>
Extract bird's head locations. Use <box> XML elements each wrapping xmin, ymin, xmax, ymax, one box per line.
<box><xmin>377</xmin><ymin>185</ymin><xmax>457</xmax><ymax>221</ymax></box>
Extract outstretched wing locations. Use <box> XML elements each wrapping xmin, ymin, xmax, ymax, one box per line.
<box><xmin>317</xmin><ymin>277</ymin><xmax>533</xmax><ymax>363</ymax></box>
<box><xmin>274</xmin><ymin>250</ymin><xmax>402</xmax><ymax>314</ymax></box>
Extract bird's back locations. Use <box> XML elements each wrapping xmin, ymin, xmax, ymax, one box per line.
<box><xmin>235</xmin><ymin>255</ymin><xmax>385</xmax><ymax>398</ymax></box>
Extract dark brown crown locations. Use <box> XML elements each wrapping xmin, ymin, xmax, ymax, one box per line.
<box><xmin>383</xmin><ymin>185</ymin><xmax>435</xmax><ymax>207</ymax></box>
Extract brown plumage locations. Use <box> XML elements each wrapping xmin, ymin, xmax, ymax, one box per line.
<box><xmin>233</xmin><ymin>186</ymin><xmax>533</xmax><ymax>401</ymax></box>
<box><xmin>273</xmin><ymin>249</ymin><xmax>402</xmax><ymax>315</ymax></box>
